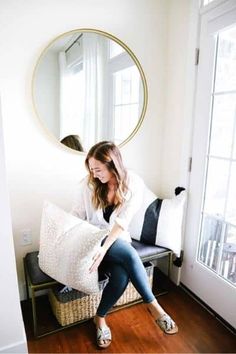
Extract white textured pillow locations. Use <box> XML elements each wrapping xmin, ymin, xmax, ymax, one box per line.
<box><xmin>129</xmin><ymin>188</ymin><xmax>186</xmax><ymax>257</ymax></box>
<box><xmin>38</xmin><ymin>201</ymin><xmax>108</xmax><ymax>294</ymax></box>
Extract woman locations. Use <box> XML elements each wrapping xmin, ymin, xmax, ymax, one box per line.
<box><xmin>71</xmin><ymin>141</ymin><xmax>178</xmax><ymax>348</ymax></box>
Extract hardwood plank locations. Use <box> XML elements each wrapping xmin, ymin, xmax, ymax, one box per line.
<box><xmin>22</xmin><ymin>270</ymin><xmax>236</xmax><ymax>353</ymax></box>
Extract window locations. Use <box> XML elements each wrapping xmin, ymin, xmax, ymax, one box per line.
<box><xmin>112</xmin><ymin>65</ymin><xmax>140</xmax><ymax>144</ymax></box>
<box><xmin>108</xmin><ymin>42</ymin><xmax>142</xmax><ymax>144</ymax></box>
<box><xmin>198</xmin><ymin>25</ymin><xmax>236</xmax><ymax>286</ymax></box>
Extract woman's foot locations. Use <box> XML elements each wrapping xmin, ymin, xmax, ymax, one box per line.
<box><xmin>156</xmin><ymin>313</ymin><xmax>178</xmax><ymax>334</ymax></box>
<box><xmin>94</xmin><ymin>315</ymin><xmax>112</xmax><ymax>348</ymax></box>
<box><xmin>147</xmin><ymin>299</ymin><xmax>178</xmax><ymax>335</ymax></box>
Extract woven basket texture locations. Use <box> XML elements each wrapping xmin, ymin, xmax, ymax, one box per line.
<box><xmin>49</xmin><ymin>262</ymin><xmax>154</xmax><ymax>326</ymax></box>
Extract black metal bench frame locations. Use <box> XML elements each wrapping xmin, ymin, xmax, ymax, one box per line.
<box><xmin>23</xmin><ymin>240</ymin><xmax>172</xmax><ymax>338</ymax></box>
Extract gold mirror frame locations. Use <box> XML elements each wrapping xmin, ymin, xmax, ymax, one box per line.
<box><xmin>32</xmin><ymin>28</ymin><xmax>148</xmax><ymax>153</ymax></box>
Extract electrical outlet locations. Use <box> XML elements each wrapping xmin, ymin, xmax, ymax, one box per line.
<box><xmin>21</xmin><ymin>228</ymin><xmax>32</xmax><ymax>246</ymax></box>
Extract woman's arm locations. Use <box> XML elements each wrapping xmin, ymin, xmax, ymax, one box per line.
<box><xmin>89</xmin><ymin>222</ymin><xmax>123</xmax><ymax>272</ymax></box>
<box><xmin>103</xmin><ymin>222</ymin><xmax>123</xmax><ymax>252</ymax></box>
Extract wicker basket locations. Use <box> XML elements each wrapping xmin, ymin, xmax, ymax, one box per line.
<box><xmin>49</xmin><ymin>262</ymin><xmax>154</xmax><ymax>326</ymax></box>
<box><xmin>49</xmin><ymin>276</ymin><xmax>108</xmax><ymax>326</ymax></box>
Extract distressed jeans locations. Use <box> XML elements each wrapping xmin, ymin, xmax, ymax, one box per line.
<box><xmin>96</xmin><ymin>238</ymin><xmax>155</xmax><ymax>317</ymax></box>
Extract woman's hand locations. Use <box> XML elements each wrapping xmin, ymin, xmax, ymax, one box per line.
<box><xmin>89</xmin><ymin>246</ymin><xmax>106</xmax><ymax>273</ymax></box>
<box><xmin>89</xmin><ymin>223</ymin><xmax>123</xmax><ymax>273</ymax></box>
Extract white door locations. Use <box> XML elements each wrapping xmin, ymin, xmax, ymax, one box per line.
<box><xmin>182</xmin><ymin>1</ymin><xmax>236</xmax><ymax>328</ymax></box>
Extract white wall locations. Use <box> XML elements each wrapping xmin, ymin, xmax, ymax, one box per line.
<box><xmin>0</xmin><ymin>0</ymin><xmax>171</xmax><ymax>300</ymax></box>
<box><xmin>0</xmin><ymin>99</ymin><xmax>27</xmax><ymax>353</ymax></box>
<box><xmin>0</xmin><ymin>0</ymin><xmax>197</xmax><ymax>303</ymax></box>
<box><xmin>161</xmin><ymin>0</ymin><xmax>195</xmax><ymax>197</ymax></box>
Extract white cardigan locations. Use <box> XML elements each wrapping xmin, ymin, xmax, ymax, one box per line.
<box><xmin>71</xmin><ymin>171</ymin><xmax>145</xmax><ymax>242</ymax></box>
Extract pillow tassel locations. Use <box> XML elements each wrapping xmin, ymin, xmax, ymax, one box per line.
<box><xmin>175</xmin><ymin>187</ymin><xmax>185</xmax><ymax>196</ymax></box>
<box><xmin>173</xmin><ymin>250</ymin><xmax>184</xmax><ymax>267</ymax></box>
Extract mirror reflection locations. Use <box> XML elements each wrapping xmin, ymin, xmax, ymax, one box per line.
<box><xmin>33</xmin><ymin>30</ymin><xmax>147</xmax><ymax>152</ymax></box>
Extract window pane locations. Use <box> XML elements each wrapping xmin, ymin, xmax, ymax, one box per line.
<box><xmin>109</xmin><ymin>41</ymin><xmax>125</xmax><ymax>59</ymax></box>
<box><xmin>221</xmin><ymin>225</ymin><xmax>236</xmax><ymax>284</ymax></box>
<box><xmin>114</xmin><ymin>104</ymin><xmax>139</xmax><ymax>143</ymax></box>
<box><xmin>114</xmin><ymin>66</ymin><xmax>140</xmax><ymax>105</ymax></box>
<box><xmin>204</xmin><ymin>158</ymin><xmax>229</xmax><ymax>217</ymax></box>
<box><xmin>225</xmin><ymin>162</ymin><xmax>236</xmax><ymax>224</ymax></box>
<box><xmin>209</xmin><ymin>94</ymin><xmax>236</xmax><ymax>158</ymax></box>
<box><xmin>215</xmin><ymin>27</ymin><xmax>236</xmax><ymax>92</ymax></box>
<box><xmin>199</xmin><ymin>214</ymin><xmax>223</xmax><ymax>271</ymax></box>
<box><xmin>234</xmin><ymin>129</ymin><xmax>236</xmax><ymax>159</ymax></box>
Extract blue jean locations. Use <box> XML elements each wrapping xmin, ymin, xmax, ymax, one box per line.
<box><xmin>96</xmin><ymin>238</ymin><xmax>155</xmax><ymax>317</ymax></box>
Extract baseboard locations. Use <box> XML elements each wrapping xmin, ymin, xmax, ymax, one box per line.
<box><xmin>0</xmin><ymin>340</ymin><xmax>28</xmax><ymax>354</ymax></box>
<box><xmin>180</xmin><ymin>282</ymin><xmax>236</xmax><ymax>335</ymax></box>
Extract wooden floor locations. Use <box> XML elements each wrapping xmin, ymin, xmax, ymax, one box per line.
<box><xmin>22</xmin><ymin>269</ymin><xmax>236</xmax><ymax>353</ymax></box>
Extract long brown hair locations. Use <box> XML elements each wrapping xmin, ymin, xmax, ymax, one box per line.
<box><xmin>85</xmin><ymin>141</ymin><xmax>128</xmax><ymax>209</ymax></box>
<box><xmin>61</xmin><ymin>135</ymin><xmax>84</xmax><ymax>151</ymax></box>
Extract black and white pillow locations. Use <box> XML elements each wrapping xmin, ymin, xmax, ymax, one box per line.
<box><xmin>128</xmin><ymin>187</ymin><xmax>186</xmax><ymax>257</ymax></box>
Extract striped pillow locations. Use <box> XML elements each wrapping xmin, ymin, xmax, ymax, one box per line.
<box><xmin>129</xmin><ymin>187</ymin><xmax>186</xmax><ymax>257</ymax></box>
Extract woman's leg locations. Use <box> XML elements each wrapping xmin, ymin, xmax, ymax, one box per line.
<box><xmin>96</xmin><ymin>262</ymin><xmax>129</xmax><ymax>317</ymax></box>
<box><xmin>95</xmin><ymin>262</ymin><xmax>129</xmax><ymax>347</ymax></box>
<box><xmin>103</xmin><ymin>238</ymin><xmax>155</xmax><ymax>303</ymax></box>
<box><xmin>97</xmin><ymin>239</ymin><xmax>178</xmax><ymax>334</ymax></box>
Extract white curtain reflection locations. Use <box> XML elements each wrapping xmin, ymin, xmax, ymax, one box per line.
<box><xmin>58</xmin><ymin>34</ymin><xmax>107</xmax><ymax>150</ymax></box>
<box><xmin>58</xmin><ymin>51</ymin><xmax>68</xmax><ymax>140</ymax></box>
<box><xmin>83</xmin><ymin>33</ymin><xmax>106</xmax><ymax>151</ymax></box>
<box><xmin>58</xmin><ymin>52</ymin><xmax>85</xmax><ymax>141</ymax></box>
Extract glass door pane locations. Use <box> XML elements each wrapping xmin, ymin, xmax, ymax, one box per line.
<box><xmin>209</xmin><ymin>94</ymin><xmax>236</xmax><ymax>158</ymax></box>
<box><xmin>221</xmin><ymin>225</ymin><xmax>236</xmax><ymax>283</ymax></box>
<box><xmin>215</xmin><ymin>27</ymin><xmax>236</xmax><ymax>92</ymax></box>
<box><xmin>198</xmin><ymin>25</ymin><xmax>236</xmax><ymax>287</ymax></box>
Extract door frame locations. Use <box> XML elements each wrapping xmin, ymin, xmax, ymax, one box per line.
<box><xmin>181</xmin><ymin>0</ymin><xmax>236</xmax><ymax>328</ymax></box>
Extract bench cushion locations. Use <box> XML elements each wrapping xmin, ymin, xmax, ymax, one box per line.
<box><xmin>25</xmin><ymin>239</ymin><xmax>170</xmax><ymax>286</ymax></box>
<box><xmin>25</xmin><ymin>251</ymin><xmax>54</xmax><ymax>285</ymax></box>
<box><xmin>131</xmin><ymin>239</ymin><xmax>170</xmax><ymax>259</ymax></box>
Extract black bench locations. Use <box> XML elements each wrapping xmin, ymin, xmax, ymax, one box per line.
<box><xmin>24</xmin><ymin>240</ymin><xmax>172</xmax><ymax>338</ymax></box>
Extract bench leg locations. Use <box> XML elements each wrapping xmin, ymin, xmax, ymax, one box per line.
<box><xmin>23</xmin><ymin>258</ymin><xmax>30</xmax><ymax>301</ymax></box>
<box><xmin>31</xmin><ymin>288</ymin><xmax>38</xmax><ymax>337</ymax></box>
<box><xmin>167</xmin><ymin>252</ymin><xmax>172</xmax><ymax>277</ymax></box>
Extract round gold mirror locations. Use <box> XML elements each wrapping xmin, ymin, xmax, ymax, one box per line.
<box><xmin>32</xmin><ymin>29</ymin><xmax>148</xmax><ymax>152</ymax></box>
